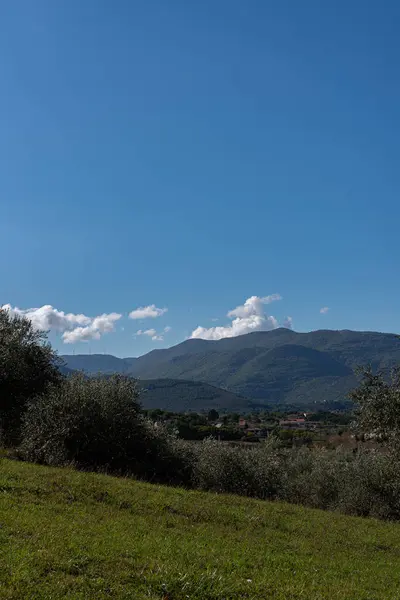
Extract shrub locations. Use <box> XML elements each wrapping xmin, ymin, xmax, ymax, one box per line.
<box><xmin>20</xmin><ymin>373</ymin><xmax>192</xmax><ymax>484</ymax></box>
<box><xmin>337</xmin><ymin>450</ymin><xmax>400</xmax><ymax>519</ymax></box>
<box><xmin>278</xmin><ymin>446</ymin><xmax>400</xmax><ymax>519</ymax></box>
<box><xmin>192</xmin><ymin>440</ymin><xmax>400</xmax><ymax>520</ymax></box>
<box><xmin>140</xmin><ymin>422</ymin><xmax>195</xmax><ymax>486</ymax></box>
<box><xmin>279</xmin><ymin>447</ymin><xmax>347</xmax><ymax>510</ymax></box>
<box><xmin>16</xmin><ymin>366</ymin><xmax>400</xmax><ymax>521</ymax></box>
<box><xmin>192</xmin><ymin>438</ymin><xmax>282</xmax><ymax>499</ymax></box>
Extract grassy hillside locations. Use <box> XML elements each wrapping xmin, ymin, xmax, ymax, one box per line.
<box><xmin>2</xmin><ymin>458</ymin><xmax>400</xmax><ymax>599</ymax></box>
<box><xmin>138</xmin><ymin>378</ymin><xmax>251</xmax><ymax>411</ymax></box>
<box><xmin>61</xmin><ymin>329</ymin><xmax>400</xmax><ymax>408</ymax></box>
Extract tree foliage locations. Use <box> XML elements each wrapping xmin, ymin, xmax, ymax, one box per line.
<box><xmin>207</xmin><ymin>409</ymin><xmax>219</xmax><ymax>422</ymax></box>
<box><xmin>20</xmin><ymin>373</ymin><xmax>193</xmax><ymax>484</ymax></box>
<box><xmin>349</xmin><ymin>366</ymin><xmax>400</xmax><ymax>446</ymax></box>
<box><xmin>0</xmin><ymin>307</ymin><xmax>61</xmax><ymax>445</ymax></box>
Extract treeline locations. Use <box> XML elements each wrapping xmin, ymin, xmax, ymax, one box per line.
<box><xmin>2</xmin><ymin>307</ymin><xmax>400</xmax><ymax>521</ymax></box>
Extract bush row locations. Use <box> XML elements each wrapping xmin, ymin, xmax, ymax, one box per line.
<box><xmin>192</xmin><ymin>439</ymin><xmax>400</xmax><ymax>520</ymax></box>
<box><xmin>14</xmin><ymin>373</ymin><xmax>400</xmax><ymax>521</ymax></box>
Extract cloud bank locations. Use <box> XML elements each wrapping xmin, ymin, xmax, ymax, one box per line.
<box><xmin>190</xmin><ymin>294</ymin><xmax>285</xmax><ymax>340</ymax></box>
<box><xmin>320</xmin><ymin>307</ymin><xmax>330</xmax><ymax>314</ymax></box>
<box><xmin>3</xmin><ymin>304</ymin><xmax>122</xmax><ymax>344</ymax></box>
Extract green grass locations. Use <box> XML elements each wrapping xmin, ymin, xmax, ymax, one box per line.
<box><xmin>1</xmin><ymin>459</ymin><xmax>400</xmax><ymax>599</ymax></box>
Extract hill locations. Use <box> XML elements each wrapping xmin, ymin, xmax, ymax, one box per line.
<box><xmin>60</xmin><ymin>353</ymin><xmax>129</xmax><ymax>374</ymax></box>
<box><xmin>138</xmin><ymin>378</ymin><xmax>252</xmax><ymax>411</ymax></box>
<box><xmin>2</xmin><ymin>458</ymin><xmax>400</xmax><ymax>599</ymax></box>
<box><xmin>62</xmin><ymin>328</ymin><xmax>400</xmax><ymax>408</ymax></box>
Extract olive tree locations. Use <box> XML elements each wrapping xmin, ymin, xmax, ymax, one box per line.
<box><xmin>0</xmin><ymin>307</ymin><xmax>62</xmax><ymax>445</ymax></box>
<box><xmin>349</xmin><ymin>366</ymin><xmax>400</xmax><ymax>447</ymax></box>
<box><xmin>20</xmin><ymin>373</ymin><xmax>193</xmax><ymax>484</ymax></box>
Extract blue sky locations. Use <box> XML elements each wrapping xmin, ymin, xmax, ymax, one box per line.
<box><xmin>1</xmin><ymin>0</ymin><xmax>399</xmax><ymax>356</ymax></box>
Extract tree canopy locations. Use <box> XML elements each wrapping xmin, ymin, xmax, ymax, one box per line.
<box><xmin>0</xmin><ymin>307</ymin><xmax>61</xmax><ymax>445</ymax></box>
<box><xmin>350</xmin><ymin>366</ymin><xmax>400</xmax><ymax>447</ymax></box>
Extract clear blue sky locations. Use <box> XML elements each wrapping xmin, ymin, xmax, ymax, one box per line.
<box><xmin>1</xmin><ymin>0</ymin><xmax>399</xmax><ymax>356</ymax></box>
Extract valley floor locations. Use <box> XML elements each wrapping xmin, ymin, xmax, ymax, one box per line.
<box><xmin>1</xmin><ymin>458</ymin><xmax>400</xmax><ymax>599</ymax></box>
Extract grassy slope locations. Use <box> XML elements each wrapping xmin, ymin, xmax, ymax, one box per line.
<box><xmin>1</xmin><ymin>459</ymin><xmax>400</xmax><ymax>599</ymax></box>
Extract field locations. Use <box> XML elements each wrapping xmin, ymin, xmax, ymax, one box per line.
<box><xmin>1</xmin><ymin>459</ymin><xmax>400</xmax><ymax>599</ymax></box>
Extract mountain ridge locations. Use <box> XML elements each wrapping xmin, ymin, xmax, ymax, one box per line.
<box><xmin>61</xmin><ymin>328</ymin><xmax>400</xmax><ymax>409</ymax></box>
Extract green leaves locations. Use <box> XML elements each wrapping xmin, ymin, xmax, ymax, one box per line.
<box><xmin>19</xmin><ymin>373</ymin><xmax>192</xmax><ymax>485</ymax></box>
<box><xmin>350</xmin><ymin>366</ymin><xmax>400</xmax><ymax>446</ymax></box>
<box><xmin>0</xmin><ymin>307</ymin><xmax>62</xmax><ymax>445</ymax></box>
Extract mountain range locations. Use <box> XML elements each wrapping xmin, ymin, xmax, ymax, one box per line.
<box><xmin>61</xmin><ymin>328</ymin><xmax>400</xmax><ymax>410</ymax></box>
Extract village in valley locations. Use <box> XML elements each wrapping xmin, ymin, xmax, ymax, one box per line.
<box><xmin>143</xmin><ymin>407</ymin><xmax>353</xmax><ymax>447</ymax></box>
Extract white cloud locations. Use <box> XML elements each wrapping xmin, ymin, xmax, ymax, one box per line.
<box><xmin>129</xmin><ymin>304</ymin><xmax>167</xmax><ymax>320</ymax></box>
<box><xmin>3</xmin><ymin>304</ymin><xmax>121</xmax><ymax>344</ymax></box>
<box><xmin>3</xmin><ymin>304</ymin><xmax>91</xmax><ymax>331</ymax></box>
<box><xmin>283</xmin><ymin>316</ymin><xmax>293</xmax><ymax>329</ymax></box>
<box><xmin>190</xmin><ymin>294</ymin><xmax>283</xmax><ymax>341</ymax></box>
<box><xmin>164</xmin><ymin>326</ymin><xmax>172</xmax><ymax>333</ymax></box>
<box><xmin>227</xmin><ymin>294</ymin><xmax>282</xmax><ymax>319</ymax></box>
<box><xmin>61</xmin><ymin>313</ymin><xmax>122</xmax><ymax>343</ymax></box>
<box><xmin>320</xmin><ymin>307</ymin><xmax>330</xmax><ymax>314</ymax></box>
<box><xmin>136</xmin><ymin>328</ymin><xmax>157</xmax><ymax>337</ymax></box>
<box><xmin>137</xmin><ymin>327</ymin><xmax>166</xmax><ymax>341</ymax></box>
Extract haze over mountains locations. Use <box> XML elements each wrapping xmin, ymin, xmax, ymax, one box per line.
<box><xmin>62</xmin><ymin>328</ymin><xmax>400</xmax><ymax>410</ymax></box>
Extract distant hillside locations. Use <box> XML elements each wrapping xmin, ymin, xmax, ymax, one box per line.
<box><xmin>61</xmin><ymin>354</ymin><xmax>129</xmax><ymax>375</ymax></box>
<box><xmin>138</xmin><ymin>378</ymin><xmax>251</xmax><ymax>412</ymax></box>
<box><xmin>62</xmin><ymin>328</ymin><xmax>400</xmax><ymax>408</ymax></box>
<box><xmin>58</xmin><ymin>359</ymin><xmax>251</xmax><ymax>411</ymax></box>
